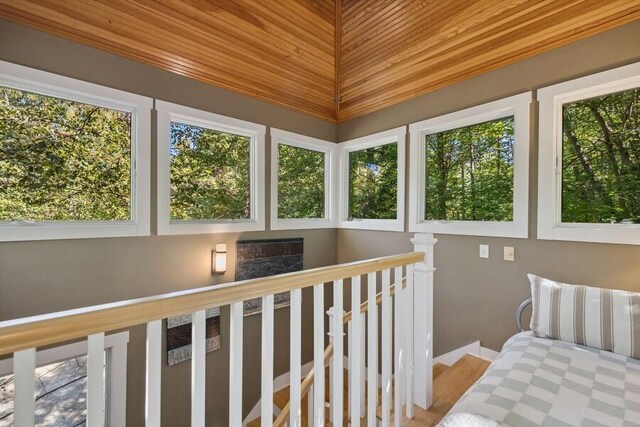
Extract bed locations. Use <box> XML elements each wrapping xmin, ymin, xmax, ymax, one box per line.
<box><xmin>439</xmin><ymin>275</ymin><xmax>640</xmax><ymax>427</ymax></box>
<box><xmin>441</xmin><ymin>331</ymin><xmax>640</xmax><ymax>426</ymax></box>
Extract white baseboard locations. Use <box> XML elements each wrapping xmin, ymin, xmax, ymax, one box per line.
<box><xmin>243</xmin><ymin>360</ymin><xmax>315</xmax><ymax>426</ymax></box>
<box><xmin>479</xmin><ymin>346</ymin><xmax>500</xmax><ymax>361</ymax></box>
<box><xmin>433</xmin><ymin>341</ymin><xmax>480</xmax><ymax>366</ymax></box>
<box><xmin>434</xmin><ymin>341</ymin><xmax>498</xmax><ymax>366</ymax></box>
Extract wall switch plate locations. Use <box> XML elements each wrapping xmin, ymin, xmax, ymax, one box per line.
<box><xmin>504</xmin><ymin>246</ymin><xmax>515</xmax><ymax>261</ymax></box>
<box><xmin>479</xmin><ymin>244</ymin><xmax>489</xmax><ymax>259</ymax></box>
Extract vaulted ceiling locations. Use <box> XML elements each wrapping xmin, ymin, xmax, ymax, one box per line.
<box><xmin>1</xmin><ymin>1</ymin><xmax>639</xmax><ymax>123</ymax></box>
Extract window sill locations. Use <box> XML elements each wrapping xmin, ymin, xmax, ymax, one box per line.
<box><xmin>157</xmin><ymin>219</ymin><xmax>265</xmax><ymax>235</ymax></box>
<box><xmin>538</xmin><ymin>223</ymin><xmax>640</xmax><ymax>245</ymax></box>
<box><xmin>409</xmin><ymin>220</ymin><xmax>527</xmax><ymax>238</ymax></box>
<box><xmin>0</xmin><ymin>222</ymin><xmax>149</xmax><ymax>242</ymax></box>
<box><xmin>270</xmin><ymin>218</ymin><xmax>335</xmax><ymax>231</ymax></box>
<box><xmin>338</xmin><ymin>219</ymin><xmax>405</xmax><ymax>232</ymax></box>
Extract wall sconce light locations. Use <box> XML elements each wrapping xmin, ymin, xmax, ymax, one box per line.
<box><xmin>212</xmin><ymin>244</ymin><xmax>227</xmax><ymax>275</ymax></box>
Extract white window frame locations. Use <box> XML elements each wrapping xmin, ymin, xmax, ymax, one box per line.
<box><xmin>270</xmin><ymin>129</ymin><xmax>337</xmax><ymax>230</ymax></box>
<box><xmin>0</xmin><ymin>61</ymin><xmax>151</xmax><ymax>242</ymax></box>
<box><xmin>0</xmin><ymin>331</ymin><xmax>129</xmax><ymax>426</ymax></box>
<box><xmin>338</xmin><ymin>127</ymin><xmax>406</xmax><ymax>232</ymax></box>
<box><xmin>538</xmin><ymin>62</ymin><xmax>640</xmax><ymax>245</ymax></box>
<box><xmin>156</xmin><ymin>100</ymin><xmax>266</xmax><ymax>234</ymax></box>
<box><xmin>408</xmin><ymin>92</ymin><xmax>531</xmax><ymax>238</ymax></box>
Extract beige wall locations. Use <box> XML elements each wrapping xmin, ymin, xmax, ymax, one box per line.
<box><xmin>336</xmin><ymin>21</ymin><xmax>640</xmax><ymax>356</ymax></box>
<box><xmin>0</xmin><ymin>20</ymin><xmax>337</xmax><ymax>426</ymax></box>
<box><xmin>1</xmin><ymin>230</ymin><xmax>336</xmax><ymax>425</ymax></box>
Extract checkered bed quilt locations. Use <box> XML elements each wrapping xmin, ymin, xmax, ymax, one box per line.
<box><xmin>442</xmin><ymin>332</ymin><xmax>640</xmax><ymax>426</ymax></box>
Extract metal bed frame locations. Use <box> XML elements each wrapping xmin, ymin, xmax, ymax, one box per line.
<box><xmin>515</xmin><ymin>298</ymin><xmax>532</xmax><ymax>332</ymax></box>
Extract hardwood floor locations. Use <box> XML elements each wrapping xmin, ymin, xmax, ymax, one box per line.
<box><xmin>248</xmin><ymin>354</ymin><xmax>490</xmax><ymax>426</ymax></box>
<box><xmin>405</xmin><ymin>355</ymin><xmax>490</xmax><ymax>426</ymax></box>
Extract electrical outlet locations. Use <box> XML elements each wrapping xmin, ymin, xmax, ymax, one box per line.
<box><xmin>479</xmin><ymin>244</ymin><xmax>489</xmax><ymax>259</ymax></box>
<box><xmin>504</xmin><ymin>246</ymin><xmax>515</xmax><ymax>261</ymax></box>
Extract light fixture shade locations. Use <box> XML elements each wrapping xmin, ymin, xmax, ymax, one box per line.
<box><xmin>212</xmin><ymin>244</ymin><xmax>227</xmax><ymax>274</ymax></box>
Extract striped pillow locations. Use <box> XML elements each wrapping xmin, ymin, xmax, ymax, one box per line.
<box><xmin>528</xmin><ymin>274</ymin><xmax>640</xmax><ymax>359</ymax></box>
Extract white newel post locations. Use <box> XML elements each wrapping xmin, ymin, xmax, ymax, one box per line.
<box><xmin>411</xmin><ymin>232</ymin><xmax>437</xmax><ymax>409</ymax></box>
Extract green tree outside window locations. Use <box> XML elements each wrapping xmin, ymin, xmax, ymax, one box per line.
<box><xmin>561</xmin><ymin>88</ymin><xmax>640</xmax><ymax>224</ymax></box>
<box><xmin>169</xmin><ymin>122</ymin><xmax>250</xmax><ymax>221</ymax></box>
<box><xmin>425</xmin><ymin>117</ymin><xmax>514</xmax><ymax>222</ymax></box>
<box><xmin>348</xmin><ymin>143</ymin><xmax>398</xmax><ymax>220</ymax></box>
<box><xmin>0</xmin><ymin>86</ymin><xmax>132</xmax><ymax>222</ymax></box>
<box><xmin>277</xmin><ymin>144</ymin><xmax>325</xmax><ymax>219</ymax></box>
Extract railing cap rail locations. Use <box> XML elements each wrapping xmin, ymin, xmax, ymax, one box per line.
<box><xmin>0</xmin><ymin>251</ymin><xmax>423</xmax><ymax>356</ymax></box>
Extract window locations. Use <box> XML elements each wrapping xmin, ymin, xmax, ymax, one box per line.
<box><xmin>156</xmin><ymin>101</ymin><xmax>265</xmax><ymax>234</ymax></box>
<box><xmin>409</xmin><ymin>93</ymin><xmax>531</xmax><ymax>237</ymax></box>
<box><xmin>339</xmin><ymin>127</ymin><xmax>406</xmax><ymax>231</ymax></box>
<box><xmin>270</xmin><ymin>129</ymin><xmax>336</xmax><ymax>230</ymax></box>
<box><xmin>0</xmin><ymin>332</ymin><xmax>128</xmax><ymax>426</ymax></box>
<box><xmin>538</xmin><ymin>62</ymin><xmax>640</xmax><ymax>245</ymax></box>
<box><xmin>0</xmin><ymin>61</ymin><xmax>151</xmax><ymax>241</ymax></box>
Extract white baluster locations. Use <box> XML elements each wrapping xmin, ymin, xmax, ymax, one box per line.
<box><xmin>367</xmin><ymin>271</ymin><xmax>378</xmax><ymax>427</ymax></box>
<box><xmin>262</xmin><ymin>295</ymin><xmax>275</xmax><ymax>427</ymax></box>
<box><xmin>289</xmin><ymin>289</ymin><xmax>302</xmax><ymax>427</ymax></box>
<box><xmin>405</xmin><ymin>264</ymin><xmax>415</xmax><ymax>418</ymax></box>
<box><xmin>307</xmin><ymin>383</ymin><xmax>314</xmax><ymax>427</ymax></box>
<box><xmin>108</xmin><ymin>333</ymin><xmax>128</xmax><ymax>427</ymax></box>
<box><xmin>360</xmin><ymin>322</ymin><xmax>366</xmax><ymax>417</ymax></box>
<box><xmin>146</xmin><ymin>320</ymin><xmax>162</xmax><ymax>427</ymax></box>
<box><xmin>393</xmin><ymin>266</ymin><xmax>404</xmax><ymax>427</ymax></box>
<box><xmin>327</xmin><ymin>307</ymin><xmax>335</xmax><ymax>422</ymax></box>
<box><xmin>313</xmin><ymin>284</ymin><xmax>325</xmax><ymax>426</ymax></box>
<box><xmin>87</xmin><ymin>332</ymin><xmax>105</xmax><ymax>427</ymax></box>
<box><xmin>381</xmin><ymin>269</ymin><xmax>392</xmax><ymax>427</ymax></box>
<box><xmin>411</xmin><ymin>233</ymin><xmax>437</xmax><ymax>409</ymax></box>
<box><xmin>347</xmin><ymin>318</ymin><xmax>352</xmax><ymax>420</ymax></box>
<box><xmin>350</xmin><ymin>275</ymin><xmax>362</xmax><ymax>422</ymax></box>
<box><xmin>229</xmin><ymin>302</ymin><xmax>244</xmax><ymax>427</ymax></box>
<box><xmin>13</xmin><ymin>348</ymin><xmax>35</xmax><ymax>427</ymax></box>
<box><xmin>331</xmin><ymin>279</ymin><xmax>344</xmax><ymax>427</ymax></box>
<box><xmin>192</xmin><ymin>310</ymin><xmax>206</xmax><ymax>427</ymax></box>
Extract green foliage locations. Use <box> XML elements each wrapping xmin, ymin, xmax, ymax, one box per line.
<box><xmin>5</xmin><ymin>80</ymin><xmax>636</xmax><ymax>228</ymax></box>
<box><xmin>348</xmin><ymin>143</ymin><xmax>398</xmax><ymax>219</ymax></box>
<box><xmin>0</xmin><ymin>86</ymin><xmax>131</xmax><ymax>221</ymax></box>
<box><xmin>169</xmin><ymin>122</ymin><xmax>250</xmax><ymax>220</ymax></box>
<box><xmin>277</xmin><ymin>144</ymin><xmax>325</xmax><ymax>219</ymax></box>
<box><xmin>425</xmin><ymin>117</ymin><xmax>514</xmax><ymax>221</ymax></box>
<box><xmin>561</xmin><ymin>88</ymin><xmax>640</xmax><ymax>224</ymax></box>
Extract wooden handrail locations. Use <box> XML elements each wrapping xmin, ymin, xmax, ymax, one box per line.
<box><xmin>343</xmin><ymin>277</ymin><xmax>406</xmax><ymax>324</ymax></box>
<box><xmin>273</xmin><ymin>276</ymin><xmax>407</xmax><ymax>426</ymax></box>
<box><xmin>0</xmin><ymin>252</ymin><xmax>423</xmax><ymax>356</ymax></box>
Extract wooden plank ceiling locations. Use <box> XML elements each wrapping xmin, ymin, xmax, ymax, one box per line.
<box><xmin>1</xmin><ymin>1</ymin><xmax>639</xmax><ymax>123</ymax></box>
<box><xmin>338</xmin><ymin>0</ymin><xmax>640</xmax><ymax>121</ymax></box>
<box><xmin>0</xmin><ymin>0</ymin><xmax>337</xmax><ymax>121</ymax></box>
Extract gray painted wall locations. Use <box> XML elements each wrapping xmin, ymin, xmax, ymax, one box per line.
<box><xmin>336</xmin><ymin>20</ymin><xmax>640</xmax><ymax>356</ymax></box>
<box><xmin>0</xmin><ymin>20</ymin><xmax>336</xmax><ymax>426</ymax></box>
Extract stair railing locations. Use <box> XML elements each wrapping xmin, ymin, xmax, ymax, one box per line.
<box><xmin>0</xmin><ymin>233</ymin><xmax>436</xmax><ymax>427</ymax></box>
<box><xmin>270</xmin><ymin>233</ymin><xmax>436</xmax><ymax>427</ymax></box>
<box><xmin>272</xmin><ymin>278</ymin><xmax>407</xmax><ymax>427</ymax></box>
